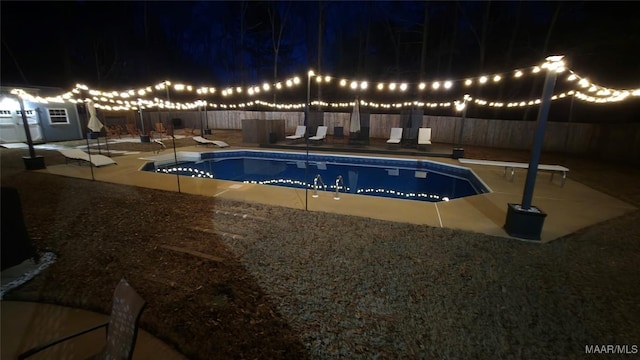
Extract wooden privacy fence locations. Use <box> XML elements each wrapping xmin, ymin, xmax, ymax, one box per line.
<box><xmin>140</xmin><ymin>110</ymin><xmax>639</xmax><ymax>161</ymax></box>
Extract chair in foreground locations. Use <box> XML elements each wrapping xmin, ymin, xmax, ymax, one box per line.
<box><xmin>285</xmin><ymin>125</ymin><xmax>306</xmax><ymax>142</ymax></box>
<box><xmin>417</xmin><ymin>127</ymin><xmax>432</xmax><ymax>151</ymax></box>
<box><xmin>19</xmin><ymin>279</ymin><xmax>146</xmax><ymax>360</ymax></box>
<box><xmin>58</xmin><ymin>149</ymin><xmax>117</xmax><ymax>167</ymax></box>
<box><xmin>192</xmin><ymin>136</ymin><xmax>230</xmax><ymax>148</ymax></box>
<box><xmin>309</xmin><ymin>126</ymin><xmax>328</xmax><ymax>144</ymax></box>
<box><xmin>386</xmin><ymin>127</ymin><xmax>403</xmax><ymax>147</ymax></box>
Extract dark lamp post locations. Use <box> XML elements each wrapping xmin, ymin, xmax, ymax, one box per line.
<box><xmin>304</xmin><ymin>70</ymin><xmax>314</xmax><ymax>211</ymax></box>
<box><xmin>504</xmin><ymin>55</ymin><xmax>565</xmax><ymax>241</ymax></box>
<box><xmin>11</xmin><ymin>93</ymin><xmax>46</xmax><ymax>170</ymax></box>
<box><xmin>453</xmin><ymin>95</ymin><xmax>469</xmax><ymax>159</ymax></box>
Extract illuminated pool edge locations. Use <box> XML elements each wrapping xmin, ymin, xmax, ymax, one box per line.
<box><xmin>141</xmin><ymin>150</ymin><xmax>492</xmax><ymax>202</ymax></box>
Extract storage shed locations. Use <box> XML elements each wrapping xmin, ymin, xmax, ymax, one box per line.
<box><xmin>0</xmin><ymin>86</ymin><xmax>83</xmax><ymax>144</ymax></box>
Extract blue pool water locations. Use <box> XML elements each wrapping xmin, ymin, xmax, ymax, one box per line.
<box><xmin>142</xmin><ymin>150</ymin><xmax>489</xmax><ymax>202</ymax></box>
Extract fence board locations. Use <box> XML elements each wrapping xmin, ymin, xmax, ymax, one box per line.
<box><xmin>142</xmin><ymin>110</ymin><xmax>635</xmax><ymax>157</ymax></box>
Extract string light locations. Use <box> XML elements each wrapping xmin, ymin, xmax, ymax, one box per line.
<box><xmin>8</xmin><ymin>57</ymin><xmax>639</xmax><ymax>112</ymax></box>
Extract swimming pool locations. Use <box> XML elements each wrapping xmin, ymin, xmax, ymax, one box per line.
<box><xmin>141</xmin><ymin>150</ymin><xmax>490</xmax><ymax>202</ymax></box>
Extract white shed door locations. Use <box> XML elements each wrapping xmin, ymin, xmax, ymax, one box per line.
<box><xmin>0</xmin><ymin>109</ymin><xmax>43</xmax><ymax>143</ymax></box>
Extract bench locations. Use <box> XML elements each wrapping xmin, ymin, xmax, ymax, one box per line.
<box><xmin>458</xmin><ymin>158</ymin><xmax>569</xmax><ymax>187</ymax></box>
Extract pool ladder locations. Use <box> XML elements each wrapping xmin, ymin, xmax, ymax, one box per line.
<box><xmin>312</xmin><ymin>174</ymin><xmax>326</xmax><ymax>198</ymax></box>
<box><xmin>334</xmin><ymin>175</ymin><xmax>345</xmax><ymax>200</ymax></box>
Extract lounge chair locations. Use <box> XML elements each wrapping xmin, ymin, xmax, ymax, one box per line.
<box><xmin>386</xmin><ymin>127</ymin><xmax>403</xmax><ymax>144</ymax></box>
<box><xmin>125</xmin><ymin>124</ymin><xmax>140</xmax><ymax>138</ymax></box>
<box><xmin>192</xmin><ymin>136</ymin><xmax>229</xmax><ymax>148</ymax></box>
<box><xmin>418</xmin><ymin>128</ymin><xmax>432</xmax><ymax>150</ymax></box>
<box><xmin>286</xmin><ymin>125</ymin><xmax>306</xmax><ymax>141</ymax></box>
<box><xmin>19</xmin><ymin>279</ymin><xmax>146</xmax><ymax>360</ymax></box>
<box><xmin>104</xmin><ymin>125</ymin><xmax>121</xmax><ymax>139</ymax></box>
<box><xmin>151</xmin><ymin>122</ymin><xmax>168</xmax><ymax>140</ymax></box>
<box><xmin>153</xmin><ymin>139</ymin><xmax>166</xmax><ymax>154</ymax></box>
<box><xmin>183</xmin><ymin>125</ymin><xmax>198</xmax><ymax>136</ymax></box>
<box><xmin>59</xmin><ymin>149</ymin><xmax>117</xmax><ymax>167</ymax></box>
<box><xmin>154</xmin><ymin>122</ymin><xmax>167</xmax><ymax>134</ymax></box>
<box><xmin>309</xmin><ymin>126</ymin><xmax>328</xmax><ymax>143</ymax></box>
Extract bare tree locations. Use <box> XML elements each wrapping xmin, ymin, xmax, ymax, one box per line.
<box><xmin>522</xmin><ymin>1</ymin><xmax>562</xmax><ymax>120</ymax></box>
<box><xmin>316</xmin><ymin>1</ymin><xmax>326</xmax><ymax>110</ymax></box>
<box><xmin>1</xmin><ymin>37</ymin><xmax>29</xmax><ymax>84</ymax></box>
<box><xmin>457</xmin><ymin>1</ymin><xmax>492</xmax><ymax>73</ymax></box>
<box><xmin>419</xmin><ymin>2</ymin><xmax>430</xmax><ymax>80</ymax></box>
<box><xmin>446</xmin><ymin>5</ymin><xmax>459</xmax><ymax>75</ymax></box>
<box><xmin>384</xmin><ymin>18</ymin><xmax>402</xmax><ymax>77</ymax></box>
<box><xmin>504</xmin><ymin>1</ymin><xmax>522</xmax><ymax>69</ymax></box>
<box><xmin>239</xmin><ymin>1</ymin><xmax>248</xmax><ymax>86</ymax></box>
<box><xmin>268</xmin><ymin>1</ymin><xmax>291</xmax><ymax>104</ymax></box>
<box><xmin>359</xmin><ymin>1</ymin><xmax>373</xmax><ymax>75</ymax></box>
<box><xmin>94</xmin><ymin>36</ymin><xmax>118</xmax><ymax>85</ymax></box>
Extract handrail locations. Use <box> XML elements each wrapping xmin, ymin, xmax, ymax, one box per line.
<box><xmin>334</xmin><ymin>175</ymin><xmax>345</xmax><ymax>200</ymax></box>
<box><xmin>312</xmin><ymin>174</ymin><xmax>326</xmax><ymax>198</ymax></box>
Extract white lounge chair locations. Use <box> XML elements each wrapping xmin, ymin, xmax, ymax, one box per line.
<box><xmin>153</xmin><ymin>139</ymin><xmax>166</xmax><ymax>154</ymax></box>
<box><xmin>59</xmin><ymin>149</ymin><xmax>117</xmax><ymax>167</ymax></box>
<box><xmin>309</xmin><ymin>126</ymin><xmax>328</xmax><ymax>143</ymax></box>
<box><xmin>418</xmin><ymin>128</ymin><xmax>432</xmax><ymax>149</ymax></box>
<box><xmin>192</xmin><ymin>136</ymin><xmax>229</xmax><ymax>148</ymax></box>
<box><xmin>386</xmin><ymin>127</ymin><xmax>403</xmax><ymax>144</ymax></box>
<box><xmin>286</xmin><ymin>125</ymin><xmax>306</xmax><ymax>140</ymax></box>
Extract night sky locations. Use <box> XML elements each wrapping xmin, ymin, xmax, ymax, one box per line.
<box><xmin>1</xmin><ymin>1</ymin><xmax>639</xmax><ymax>121</ymax></box>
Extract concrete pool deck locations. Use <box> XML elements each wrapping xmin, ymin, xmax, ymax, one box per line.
<box><xmin>39</xmin><ymin>144</ymin><xmax>636</xmax><ymax>243</ymax></box>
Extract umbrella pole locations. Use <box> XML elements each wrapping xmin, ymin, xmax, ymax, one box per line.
<box><xmin>103</xmin><ymin>112</ymin><xmax>110</xmax><ymax>156</ymax></box>
<box><xmin>83</xmin><ymin>104</ymin><xmax>95</xmax><ymax>181</ymax></box>
<box><xmin>165</xmin><ymin>83</ymin><xmax>180</xmax><ymax>192</ymax></box>
<box><xmin>171</xmin><ymin>133</ymin><xmax>181</xmax><ymax>193</ymax></box>
<box><xmin>95</xmin><ymin>106</ymin><xmax>102</xmax><ymax>155</ymax></box>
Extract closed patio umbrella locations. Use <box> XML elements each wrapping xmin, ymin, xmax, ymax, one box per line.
<box><xmin>349</xmin><ymin>97</ymin><xmax>361</xmax><ymax>134</ymax></box>
<box><xmin>87</xmin><ymin>101</ymin><xmax>103</xmax><ymax>133</ymax></box>
<box><xmin>86</xmin><ymin>100</ymin><xmax>109</xmax><ymax>155</ymax></box>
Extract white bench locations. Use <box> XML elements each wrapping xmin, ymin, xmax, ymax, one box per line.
<box><xmin>458</xmin><ymin>158</ymin><xmax>569</xmax><ymax>187</ymax></box>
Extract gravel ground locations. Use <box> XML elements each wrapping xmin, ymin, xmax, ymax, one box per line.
<box><xmin>2</xmin><ymin>132</ymin><xmax>639</xmax><ymax>359</ymax></box>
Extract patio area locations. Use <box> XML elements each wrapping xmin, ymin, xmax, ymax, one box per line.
<box><xmin>34</xmin><ymin>131</ymin><xmax>636</xmax><ymax>243</ymax></box>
